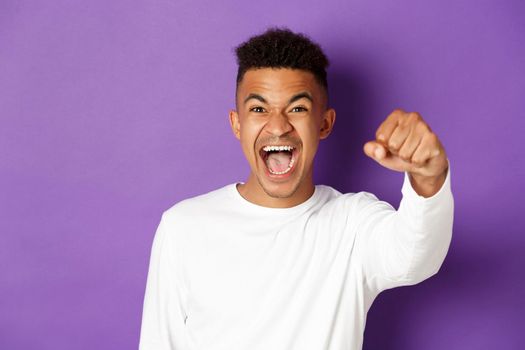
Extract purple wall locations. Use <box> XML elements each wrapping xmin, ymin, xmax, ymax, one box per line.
<box><xmin>1</xmin><ymin>0</ymin><xmax>524</xmax><ymax>349</ymax></box>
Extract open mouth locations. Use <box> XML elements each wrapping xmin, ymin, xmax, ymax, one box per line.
<box><xmin>259</xmin><ymin>145</ymin><xmax>298</xmax><ymax>176</ymax></box>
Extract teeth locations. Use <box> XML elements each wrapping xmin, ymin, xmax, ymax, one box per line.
<box><xmin>262</xmin><ymin>145</ymin><xmax>295</xmax><ymax>152</ymax></box>
<box><xmin>261</xmin><ymin>145</ymin><xmax>297</xmax><ymax>175</ymax></box>
<box><xmin>267</xmin><ymin>155</ymin><xmax>295</xmax><ymax>175</ymax></box>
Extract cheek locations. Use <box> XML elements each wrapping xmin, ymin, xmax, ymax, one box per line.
<box><xmin>296</xmin><ymin>123</ymin><xmax>321</xmax><ymax>157</ymax></box>
<box><xmin>239</xmin><ymin>124</ymin><xmax>261</xmax><ymax>159</ymax></box>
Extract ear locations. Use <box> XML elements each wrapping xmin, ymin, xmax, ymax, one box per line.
<box><xmin>229</xmin><ymin>109</ymin><xmax>241</xmax><ymax>140</ymax></box>
<box><xmin>319</xmin><ymin>108</ymin><xmax>336</xmax><ymax>139</ymax></box>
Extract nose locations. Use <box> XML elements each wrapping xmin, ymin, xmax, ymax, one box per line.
<box><xmin>264</xmin><ymin>109</ymin><xmax>293</xmax><ymax>137</ymax></box>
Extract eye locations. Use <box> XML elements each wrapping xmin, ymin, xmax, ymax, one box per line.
<box><xmin>290</xmin><ymin>106</ymin><xmax>308</xmax><ymax>112</ymax></box>
<box><xmin>249</xmin><ymin>106</ymin><xmax>265</xmax><ymax>113</ymax></box>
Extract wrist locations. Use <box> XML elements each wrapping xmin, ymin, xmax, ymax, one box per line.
<box><xmin>408</xmin><ymin>167</ymin><xmax>448</xmax><ymax>198</ymax></box>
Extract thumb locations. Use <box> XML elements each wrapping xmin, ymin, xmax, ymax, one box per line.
<box><xmin>363</xmin><ymin>140</ymin><xmax>387</xmax><ymax>160</ymax></box>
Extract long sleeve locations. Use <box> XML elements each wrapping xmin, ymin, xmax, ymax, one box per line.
<box><xmin>139</xmin><ymin>213</ymin><xmax>189</xmax><ymax>350</ymax></box>
<box><xmin>354</xmin><ymin>158</ymin><xmax>454</xmax><ymax>294</ymax></box>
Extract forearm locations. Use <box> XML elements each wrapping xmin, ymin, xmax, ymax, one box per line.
<box><xmin>396</xmin><ymin>158</ymin><xmax>454</xmax><ymax>284</ymax></box>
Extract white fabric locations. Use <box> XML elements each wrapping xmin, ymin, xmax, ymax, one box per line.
<box><xmin>139</xmin><ymin>159</ymin><xmax>454</xmax><ymax>350</ymax></box>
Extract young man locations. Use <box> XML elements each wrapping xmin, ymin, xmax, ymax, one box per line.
<box><xmin>139</xmin><ymin>27</ymin><xmax>453</xmax><ymax>350</ymax></box>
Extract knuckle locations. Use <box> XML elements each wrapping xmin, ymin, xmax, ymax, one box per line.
<box><xmin>408</xmin><ymin>112</ymin><xmax>421</xmax><ymax>122</ymax></box>
<box><xmin>399</xmin><ymin>150</ymin><xmax>411</xmax><ymax>160</ymax></box>
<box><xmin>399</xmin><ymin>116</ymin><xmax>411</xmax><ymax>126</ymax></box>
<box><xmin>385</xmin><ymin>113</ymin><xmax>396</xmax><ymax>122</ymax></box>
<box><xmin>388</xmin><ymin>109</ymin><xmax>403</xmax><ymax>120</ymax></box>
<box><xmin>395</xmin><ymin>122</ymin><xmax>407</xmax><ymax>132</ymax></box>
<box><xmin>427</xmin><ymin>132</ymin><xmax>439</xmax><ymax>143</ymax></box>
<box><xmin>411</xmin><ymin>155</ymin><xmax>424</xmax><ymax>165</ymax></box>
<box><xmin>417</xmin><ymin>121</ymin><xmax>430</xmax><ymax>133</ymax></box>
<box><xmin>392</xmin><ymin>108</ymin><xmax>404</xmax><ymax>115</ymax></box>
<box><xmin>388</xmin><ymin>139</ymin><xmax>399</xmax><ymax>149</ymax></box>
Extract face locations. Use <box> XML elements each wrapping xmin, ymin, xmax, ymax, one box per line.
<box><xmin>229</xmin><ymin>68</ymin><xmax>336</xmax><ymax>207</ymax></box>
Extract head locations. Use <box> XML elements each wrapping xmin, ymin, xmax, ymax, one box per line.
<box><xmin>229</xmin><ymin>27</ymin><xmax>336</xmax><ymax>207</ymax></box>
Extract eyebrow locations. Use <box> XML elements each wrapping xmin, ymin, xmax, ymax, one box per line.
<box><xmin>243</xmin><ymin>91</ymin><xmax>313</xmax><ymax>105</ymax></box>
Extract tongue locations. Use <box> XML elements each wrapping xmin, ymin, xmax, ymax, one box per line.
<box><xmin>267</xmin><ymin>151</ymin><xmax>292</xmax><ymax>173</ymax></box>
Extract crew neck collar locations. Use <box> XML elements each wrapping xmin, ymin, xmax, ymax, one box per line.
<box><xmin>228</xmin><ymin>182</ymin><xmax>320</xmax><ymax>215</ymax></box>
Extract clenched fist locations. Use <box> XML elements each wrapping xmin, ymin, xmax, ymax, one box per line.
<box><xmin>363</xmin><ymin>108</ymin><xmax>449</xmax><ymax>197</ymax></box>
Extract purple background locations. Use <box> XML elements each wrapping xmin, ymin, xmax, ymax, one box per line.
<box><xmin>1</xmin><ymin>0</ymin><xmax>524</xmax><ymax>349</ymax></box>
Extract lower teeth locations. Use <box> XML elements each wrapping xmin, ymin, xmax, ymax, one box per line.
<box><xmin>268</xmin><ymin>157</ymin><xmax>295</xmax><ymax>175</ymax></box>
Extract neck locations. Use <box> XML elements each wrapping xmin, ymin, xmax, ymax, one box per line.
<box><xmin>236</xmin><ymin>172</ymin><xmax>315</xmax><ymax>208</ymax></box>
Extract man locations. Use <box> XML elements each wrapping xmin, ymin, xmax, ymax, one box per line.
<box><xmin>139</xmin><ymin>27</ymin><xmax>453</xmax><ymax>350</ymax></box>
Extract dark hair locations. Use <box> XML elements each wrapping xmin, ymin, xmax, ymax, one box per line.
<box><xmin>234</xmin><ymin>27</ymin><xmax>330</xmax><ymax>104</ymax></box>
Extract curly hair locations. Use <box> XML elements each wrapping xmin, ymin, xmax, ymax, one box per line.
<box><xmin>234</xmin><ymin>27</ymin><xmax>330</xmax><ymax>105</ymax></box>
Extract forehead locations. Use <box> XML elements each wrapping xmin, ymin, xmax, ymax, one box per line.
<box><xmin>238</xmin><ymin>68</ymin><xmax>321</xmax><ymax>103</ymax></box>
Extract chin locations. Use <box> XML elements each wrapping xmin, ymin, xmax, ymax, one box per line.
<box><xmin>256</xmin><ymin>174</ymin><xmax>302</xmax><ymax>199</ymax></box>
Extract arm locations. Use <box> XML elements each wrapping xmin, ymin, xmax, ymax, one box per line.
<box><xmin>359</xmin><ymin>109</ymin><xmax>454</xmax><ymax>293</ymax></box>
<box><xmin>139</xmin><ymin>213</ymin><xmax>189</xmax><ymax>350</ymax></box>
<box><xmin>355</xmin><ymin>158</ymin><xmax>454</xmax><ymax>293</ymax></box>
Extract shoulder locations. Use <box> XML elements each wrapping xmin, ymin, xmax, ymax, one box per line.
<box><xmin>309</xmin><ymin>185</ymin><xmax>393</xmax><ymax>233</ymax></box>
<box><xmin>318</xmin><ymin>185</ymin><xmax>393</xmax><ymax>213</ymax></box>
<box><xmin>161</xmin><ymin>183</ymin><xmax>234</xmax><ymax>223</ymax></box>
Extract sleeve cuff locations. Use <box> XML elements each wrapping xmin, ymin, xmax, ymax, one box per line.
<box><xmin>401</xmin><ymin>158</ymin><xmax>452</xmax><ymax>203</ymax></box>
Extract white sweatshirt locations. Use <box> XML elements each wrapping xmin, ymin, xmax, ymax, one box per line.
<box><xmin>139</xmin><ymin>159</ymin><xmax>454</xmax><ymax>350</ymax></box>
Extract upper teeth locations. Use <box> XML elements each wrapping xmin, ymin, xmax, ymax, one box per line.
<box><xmin>262</xmin><ymin>145</ymin><xmax>294</xmax><ymax>152</ymax></box>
